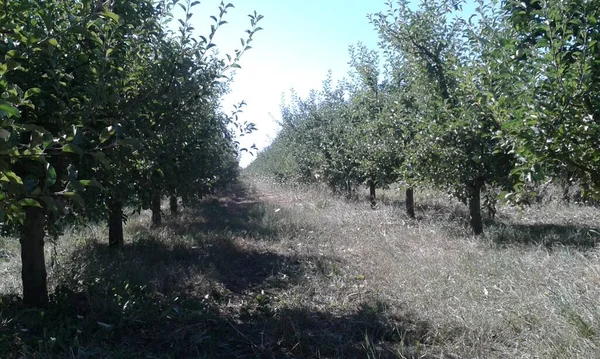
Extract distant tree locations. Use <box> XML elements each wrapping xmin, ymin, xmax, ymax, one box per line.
<box><xmin>372</xmin><ymin>0</ymin><xmax>516</xmax><ymax>234</ymax></box>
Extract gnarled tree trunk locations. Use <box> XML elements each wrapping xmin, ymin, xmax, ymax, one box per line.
<box><xmin>20</xmin><ymin>206</ymin><xmax>48</xmax><ymax>308</ymax></box>
<box><xmin>151</xmin><ymin>191</ymin><xmax>161</xmax><ymax>227</ymax></box>
<box><xmin>406</xmin><ymin>187</ymin><xmax>415</xmax><ymax>218</ymax></box>
<box><xmin>108</xmin><ymin>197</ymin><xmax>124</xmax><ymax>248</ymax></box>
<box><xmin>468</xmin><ymin>181</ymin><xmax>484</xmax><ymax>235</ymax></box>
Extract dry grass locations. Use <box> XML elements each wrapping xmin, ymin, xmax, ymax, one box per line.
<box><xmin>1</xmin><ymin>175</ymin><xmax>600</xmax><ymax>358</ymax></box>
<box><xmin>247</xmin><ymin>176</ymin><xmax>600</xmax><ymax>358</ymax></box>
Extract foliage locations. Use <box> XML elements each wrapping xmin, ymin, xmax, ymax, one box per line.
<box><xmin>1</xmin><ymin>0</ymin><xmax>262</xmax><ymax>306</ymax></box>
<box><xmin>502</xmin><ymin>0</ymin><xmax>600</xmax><ymax>199</ymax></box>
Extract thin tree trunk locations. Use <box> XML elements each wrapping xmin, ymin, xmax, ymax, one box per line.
<box><xmin>346</xmin><ymin>180</ymin><xmax>352</xmax><ymax>200</ymax></box>
<box><xmin>406</xmin><ymin>187</ymin><xmax>415</xmax><ymax>218</ymax></box>
<box><xmin>108</xmin><ymin>198</ymin><xmax>124</xmax><ymax>248</ymax></box>
<box><xmin>329</xmin><ymin>180</ymin><xmax>337</xmax><ymax>194</ymax></box>
<box><xmin>20</xmin><ymin>206</ymin><xmax>48</xmax><ymax>308</ymax></box>
<box><xmin>369</xmin><ymin>180</ymin><xmax>376</xmax><ymax>209</ymax></box>
<box><xmin>468</xmin><ymin>182</ymin><xmax>483</xmax><ymax>235</ymax></box>
<box><xmin>151</xmin><ymin>191</ymin><xmax>161</xmax><ymax>227</ymax></box>
<box><xmin>170</xmin><ymin>195</ymin><xmax>178</xmax><ymax>216</ymax></box>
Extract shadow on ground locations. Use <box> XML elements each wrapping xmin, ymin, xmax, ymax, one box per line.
<box><xmin>164</xmin><ymin>181</ymin><xmax>314</xmax><ymax>242</ymax></box>
<box><xmin>0</xmin><ymin>181</ymin><xmax>438</xmax><ymax>358</ymax></box>
<box><xmin>382</xmin><ymin>195</ymin><xmax>599</xmax><ymax>251</ymax></box>
<box><xmin>0</xmin><ymin>292</ymin><xmax>437</xmax><ymax>358</ymax></box>
<box><xmin>487</xmin><ymin>223</ymin><xmax>600</xmax><ymax>250</ymax></box>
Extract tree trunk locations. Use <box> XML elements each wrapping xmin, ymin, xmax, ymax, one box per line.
<box><xmin>328</xmin><ymin>180</ymin><xmax>337</xmax><ymax>194</ymax></box>
<box><xmin>20</xmin><ymin>206</ymin><xmax>48</xmax><ymax>308</ymax></box>
<box><xmin>369</xmin><ymin>180</ymin><xmax>376</xmax><ymax>209</ymax></box>
<box><xmin>170</xmin><ymin>195</ymin><xmax>178</xmax><ymax>216</ymax></box>
<box><xmin>406</xmin><ymin>187</ymin><xmax>415</xmax><ymax>218</ymax></box>
<box><xmin>151</xmin><ymin>191</ymin><xmax>161</xmax><ymax>227</ymax></box>
<box><xmin>468</xmin><ymin>182</ymin><xmax>484</xmax><ymax>235</ymax></box>
<box><xmin>108</xmin><ymin>198</ymin><xmax>124</xmax><ymax>248</ymax></box>
<box><xmin>345</xmin><ymin>180</ymin><xmax>352</xmax><ymax>200</ymax></box>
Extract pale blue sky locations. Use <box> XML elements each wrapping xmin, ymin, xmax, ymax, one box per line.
<box><xmin>186</xmin><ymin>0</ymin><xmax>384</xmax><ymax>166</ymax></box>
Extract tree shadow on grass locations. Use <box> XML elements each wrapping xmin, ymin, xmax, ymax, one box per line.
<box><xmin>75</xmin><ymin>233</ymin><xmax>309</xmax><ymax>295</ymax></box>
<box><xmin>166</xmin><ymin>182</ymin><xmax>314</xmax><ymax>242</ymax></box>
<box><xmin>0</xmin><ymin>237</ymin><xmax>441</xmax><ymax>358</ymax></box>
<box><xmin>0</xmin><ymin>290</ymin><xmax>440</xmax><ymax>358</ymax></box>
<box><xmin>1</xmin><ymin>181</ymin><xmax>446</xmax><ymax>358</ymax></box>
<box><xmin>413</xmin><ymin>200</ymin><xmax>600</xmax><ymax>249</ymax></box>
<box><xmin>216</xmin><ymin>300</ymin><xmax>439</xmax><ymax>359</ymax></box>
<box><xmin>487</xmin><ymin>222</ymin><xmax>600</xmax><ymax>250</ymax></box>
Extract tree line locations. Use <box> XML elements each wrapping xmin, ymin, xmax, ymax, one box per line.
<box><xmin>0</xmin><ymin>0</ymin><xmax>262</xmax><ymax>307</ymax></box>
<box><xmin>248</xmin><ymin>0</ymin><xmax>599</xmax><ymax>235</ymax></box>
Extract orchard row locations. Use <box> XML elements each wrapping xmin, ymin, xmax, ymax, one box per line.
<box><xmin>0</xmin><ymin>0</ymin><xmax>261</xmax><ymax>307</ymax></box>
<box><xmin>250</xmin><ymin>0</ymin><xmax>600</xmax><ymax>234</ymax></box>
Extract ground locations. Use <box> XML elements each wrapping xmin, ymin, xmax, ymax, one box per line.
<box><xmin>1</xmin><ymin>175</ymin><xmax>600</xmax><ymax>358</ymax></box>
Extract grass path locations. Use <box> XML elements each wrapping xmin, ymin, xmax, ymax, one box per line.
<box><xmin>1</xmin><ymin>177</ymin><xmax>600</xmax><ymax>358</ymax></box>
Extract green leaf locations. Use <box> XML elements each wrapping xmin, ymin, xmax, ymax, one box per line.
<box><xmin>62</xmin><ymin>143</ymin><xmax>84</xmax><ymax>156</ymax></box>
<box><xmin>79</xmin><ymin>178</ymin><xmax>103</xmax><ymax>189</ymax></box>
<box><xmin>20</xmin><ymin>198</ymin><xmax>43</xmax><ymax>208</ymax></box>
<box><xmin>24</xmin><ymin>88</ymin><xmax>41</xmax><ymax>99</ymax></box>
<box><xmin>102</xmin><ymin>11</ymin><xmax>120</xmax><ymax>23</ymax></box>
<box><xmin>1</xmin><ymin>171</ymin><xmax>23</xmax><ymax>184</ymax></box>
<box><xmin>0</xmin><ymin>101</ymin><xmax>20</xmax><ymax>118</ymax></box>
<box><xmin>100</xmin><ymin>126</ymin><xmax>115</xmax><ymax>143</ymax></box>
<box><xmin>45</xmin><ymin>164</ymin><xmax>57</xmax><ymax>187</ymax></box>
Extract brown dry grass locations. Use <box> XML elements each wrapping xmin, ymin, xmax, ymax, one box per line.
<box><xmin>1</xmin><ymin>175</ymin><xmax>600</xmax><ymax>358</ymax></box>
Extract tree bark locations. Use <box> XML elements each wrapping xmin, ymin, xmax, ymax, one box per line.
<box><xmin>20</xmin><ymin>206</ymin><xmax>48</xmax><ymax>308</ymax></box>
<box><xmin>369</xmin><ymin>180</ymin><xmax>376</xmax><ymax>209</ymax></box>
<box><xmin>151</xmin><ymin>191</ymin><xmax>161</xmax><ymax>227</ymax></box>
<box><xmin>345</xmin><ymin>180</ymin><xmax>352</xmax><ymax>200</ymax></box>
<box><xmin>328</xmin><ymin>180</ymin><xmax>337</xmax><ymax>194</ymax></box>
<box><xmin>406</xmin><ymin>187</ymin><xmax>415</xmax><ymax>218</ymax></box>
<box><xmin>468</xmin><ymin>182</ymin><xmax>484</xmax><ymax>235</ymax></box>
<box><xmin>170</xmin><ymin>195</ymin><xmax>178</xmax><ymax>216</ymax></box>
<box><xmin>108</xmin><ymin>198</ymin><xmax>124</xmax><ymax>248</ymax></box>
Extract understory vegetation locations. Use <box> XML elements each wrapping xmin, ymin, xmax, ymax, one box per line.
<box><xmin>2</xmin><ymin>176</ymin><xmax>600</xmax><ymax>358</ymax></box>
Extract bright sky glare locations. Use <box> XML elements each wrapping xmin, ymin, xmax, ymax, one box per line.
<box><xmin>186</xmin><ymin>0</ymin><xmax>384</xmax><ymax>167</ymax></box>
